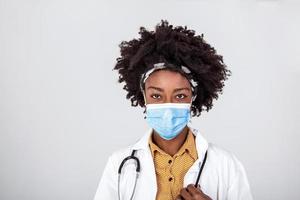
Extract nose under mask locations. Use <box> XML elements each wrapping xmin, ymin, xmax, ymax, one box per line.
<box><xmin>145</xmin><ymin>102</ymin><xmax>191</xmax><ymax>140</ymax></box>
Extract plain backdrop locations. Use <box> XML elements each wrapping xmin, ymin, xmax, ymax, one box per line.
<box><xmin>0</xmin><ymin>0</ymin><xmax>299</xmax><ymax>199</ymax></box>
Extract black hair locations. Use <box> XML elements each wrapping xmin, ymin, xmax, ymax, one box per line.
<box><xmin>114</xmin><ymin>19</ymin><xmax>231</xmax><ymax>117</ymax></box>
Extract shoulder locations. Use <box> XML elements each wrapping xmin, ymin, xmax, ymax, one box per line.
<box><xmin>208</xmin><ymin>143</ymin><xmax>236</xmax><ymax>160</ymax></box>
<box><xmin>206</xmin><ymin>144</ymin><xmax>253</xmax><ymax>199</ymax></box>
<box><xmin>100</xmin><ymin>145</ymin><xmax>136</xmax><ymax>185</ymax></box>
<box><xmin>207</xmin><ymin>143</ymin><xmax>244</xmax><ymax>168</ymax></box>
<box><xmin>207</xmin><ymin>143</ymin><xmax>249</xmax><ymax>185</ymax></box>
<box><xmin>106</xmin><ymin>145</ymin><xmax>135</xmax><ymax>165</ymax></box>
<box><xmin>107</xmin><ymin>129</ymin><xmax>152</xmax><ymax>163</ymax></box>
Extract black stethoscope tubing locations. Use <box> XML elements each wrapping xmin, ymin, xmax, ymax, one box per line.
<box><xmin>194</xmin><ymin>150</ymin><xmax>208</xmax><ymax>187</ymax></box>
<box><xmin>118</xmin><ymin>150</ymin><xmax>141</xmax><ymax>174</ymax></box>
<box><xmin>118</xmin><ymin>150</ymin><xmax>140</xmax><ymax>200</ymax></box>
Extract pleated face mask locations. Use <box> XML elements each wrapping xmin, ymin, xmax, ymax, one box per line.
<box><xmin>145</xmin><ymin>103</ymin><xmax>191</xmax><ymax>140</ymax></box>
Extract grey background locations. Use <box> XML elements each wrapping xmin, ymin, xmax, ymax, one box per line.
<box><xmin>0</xmin><ymin>0</ymin><xmax>299</xmax><ymax>199</ymax></box>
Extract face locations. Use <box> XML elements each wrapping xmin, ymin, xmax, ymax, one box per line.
<box><xmin>144</xmin><ymin>69</ymin><xmax>193</xmax><ymax>104</ymax></box>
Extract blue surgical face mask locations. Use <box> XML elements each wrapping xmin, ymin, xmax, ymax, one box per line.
<box><xmin>145</xmin><ymin>103</ymin><xmax>191</xmax><ymax>140</ymax></box>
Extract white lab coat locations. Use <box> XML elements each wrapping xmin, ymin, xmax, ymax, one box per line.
<box><xmin>93</xmin><ymin>126</ymin><xmax>253</xmax><ymax>200</ymax></box>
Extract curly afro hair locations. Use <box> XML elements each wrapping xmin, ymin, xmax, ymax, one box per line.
<box><xmin>113</xmin><ymin>19</ymin><xmax>231</xmax><ymax>117</ymax></box>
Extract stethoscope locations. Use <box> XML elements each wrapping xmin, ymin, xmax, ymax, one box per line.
<box><xmin>117</xmin><ymin>149</ymin><xmax>208</xmax><ymax>200</ymax></box>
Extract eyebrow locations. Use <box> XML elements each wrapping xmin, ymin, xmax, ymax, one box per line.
<box><xmin>146</xmin><ymin>86</ymin><xmax>190</xmax><ymax>92</ymax></box>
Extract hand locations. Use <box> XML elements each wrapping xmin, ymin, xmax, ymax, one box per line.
<box><xmin>176</xmin><ymin>184</ymin><xmax>212</xmax><ymax>200</ymax></box>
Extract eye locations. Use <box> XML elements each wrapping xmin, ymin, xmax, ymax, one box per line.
<box><xmin>176</xmin><ymin>94</ymin><xmax>187</xmax><ymax>99</ymax></box>
<box><xmin>151</xmin><ymin>94</ymin><xmax>161</xmax><ymax>99</ymax></box>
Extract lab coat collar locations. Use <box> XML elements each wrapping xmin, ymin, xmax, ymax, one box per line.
<box><xmin>132</xmin><ymin>125</ymin><xmax>209</xmax><ymax>162</ymax></box>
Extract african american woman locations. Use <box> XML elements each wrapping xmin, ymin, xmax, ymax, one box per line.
<box><xmin>93</xmin><ymin>20</ymin><xmax>253</xmax><ymax>200</ymax></box>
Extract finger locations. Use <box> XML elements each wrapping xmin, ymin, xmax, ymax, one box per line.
<box><xmin>187</xmin><ymin>184</ymin><xmax>212</xmax><ymax>200</ymax></box>
<box><xmin>175</xmin><ymin>195</ymin><xmax>183</xmax><ymax>200</ymax></box>
<box><xmin>180</xmin><ymin>188</ymin><xmax>193</xmax><ymax>199</ymax></box>
<box><xmin>187</xmin><ymin>184</ymin><xmax>208</xmax><ymax>199</ymax></box>
<box><xmin>187</xmin><ymin>184</ymin><xmax>202</xmax><ymax>194</ymax></box>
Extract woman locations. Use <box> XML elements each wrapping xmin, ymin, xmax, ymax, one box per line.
<box><xmin>94</xmin><ymin>20</ymin><xmax>253</xmax><ymax>200</ymax></box>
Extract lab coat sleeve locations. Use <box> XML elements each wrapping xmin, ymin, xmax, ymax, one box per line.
<box><xmin>93</xmin><ymin>155</ymin><xmax>118</xmax><ymax>200</ymax></box>
<box><xmin>227</xmin><ymin>154</ymin><xmax>253</xmax><ymax>200</ymax></box>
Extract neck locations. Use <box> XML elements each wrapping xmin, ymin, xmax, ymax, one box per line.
<box><xmin>152</xmin><ymin>126</ymin><xmax>189</xmax><ymax>156</ymax></box>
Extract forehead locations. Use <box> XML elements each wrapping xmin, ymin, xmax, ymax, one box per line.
<box><xmin>144</xmin><ymin>69</ymin><xmax>191</xmax><ymax>88</ymax></box>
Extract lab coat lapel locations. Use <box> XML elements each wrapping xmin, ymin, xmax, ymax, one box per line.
<box><xmin>131</xmin><ymin>128</ymin><xmax>157</xmax><ymax>199</ymax></box>
<box><xmin>184</xmin><ymin>126</ymin><xmax>209</xmax><ymax>186</ymax></box>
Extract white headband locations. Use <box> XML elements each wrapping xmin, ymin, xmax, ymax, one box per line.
<box><xmin>140</xmin><ymin>62</ymin><xmax>198</xmax><ymax>102</ymax></box>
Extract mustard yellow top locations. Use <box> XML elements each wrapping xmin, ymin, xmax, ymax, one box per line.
<box><xmin>148</xmin><ymin>128</ymin><xmax>198</xmax><ymax>200</ymax></box>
